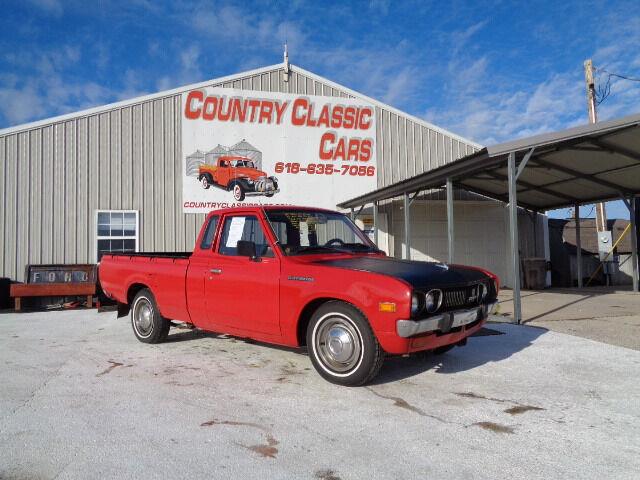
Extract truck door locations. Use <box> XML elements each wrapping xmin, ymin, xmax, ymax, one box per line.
<box><xmin>204</xmin><ymin>214</ymin><xmax>280</xmax><ymax>336</ymax></box>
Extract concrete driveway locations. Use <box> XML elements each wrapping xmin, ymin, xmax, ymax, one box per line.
<box><xmin>1</xmin><ymin>310</ymin><xmax>639</xmax><ymax>479</ymax></box>
<box><xmin>496</xmin><ymin>287</ymin><xmax>640</xmax><ymax>350</ymax></box>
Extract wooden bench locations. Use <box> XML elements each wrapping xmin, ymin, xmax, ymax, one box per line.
<box><xmin>10</xmin><ymin>283</ymin><xmax>96</xmax><ymax>312</ymax></box>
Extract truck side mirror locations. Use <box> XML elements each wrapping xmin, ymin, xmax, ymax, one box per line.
<box><xmin>237</xmin><ymin>240</ymin><xmax>259</xmax><ymax>261</ymax></box>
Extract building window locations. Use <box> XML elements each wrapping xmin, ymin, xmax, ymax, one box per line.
<box><xmin>96</xmin><ymin>210</ymin><xmax>139</xmax><ymax>261</ymax></box>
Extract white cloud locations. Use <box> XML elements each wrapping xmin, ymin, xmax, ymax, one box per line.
<box><xmin>422</xmin><ymin>10</ymin><xmax>640</xmax><ymax>146</ymax></box>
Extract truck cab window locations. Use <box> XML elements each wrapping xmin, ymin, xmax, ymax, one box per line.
<box><xmin>200</xmin><ymin>216</ymin><xmax>219</xmax><ymax>250</ymax></box>
<box><xmin>218</xmin><ymin>216</ymin><xmax>274</xmax><ymax>257</ymax></box>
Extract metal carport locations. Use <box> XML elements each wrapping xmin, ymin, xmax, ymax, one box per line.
<box><xmin>338</xmin><ymin>112</ymin><xmax>640</xmax><ymax>323</ymax></box>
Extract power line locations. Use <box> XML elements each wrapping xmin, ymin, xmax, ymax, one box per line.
<box><xmin>594</xmin><ymin>67</ymin><xmax>640</xmax><ymax>105</ymax></box>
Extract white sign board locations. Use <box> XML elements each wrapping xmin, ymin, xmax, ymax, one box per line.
<box><xmin>181</xmin><ymin>87</ymin><xmax>377</xmax><ymax>213</ymax></box>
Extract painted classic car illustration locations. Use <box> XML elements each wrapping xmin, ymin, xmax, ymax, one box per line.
<box><xmin>197</xmin><ymin>155</ymin><xmax>280</xmax><ymax>201</ymax></box>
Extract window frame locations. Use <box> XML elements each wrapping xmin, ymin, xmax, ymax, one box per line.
<box><xmin>199</xmin><ymin>215</ymin><xmax>220</xmax><ymax>251</ymax></box>
<box><xmin>217</xmin><ymin>214</ymin><xmax>275</xmax><ymax>258</ymax></box>
<box><xmin>95</xmin><ymin>209</ymin><xmax>140</xmax><ymax>262</ymax></box>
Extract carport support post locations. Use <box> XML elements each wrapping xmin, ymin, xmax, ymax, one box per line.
<box><xmin>404</xmin><ymin>192</ymin><xmax>411</xmax><ymax>260</ymax></box>
<box><xmin>508</xmin><ymin>152</ymin><xmax>522</xmax><ymax>324</ymax></box>
<box><xmin>447</xmin><ymin>178</ymin><xmax>454</xmax><ymax>264</ymax></box>
<box><xmin>630</xmin><ymin>196</ymin><xmax>639</xmax><ymax>292</ymax></box>
<box><xmin>575</xmin><ymin>204</ymin><xmax>583</xmax><ymax>288</ymax></box>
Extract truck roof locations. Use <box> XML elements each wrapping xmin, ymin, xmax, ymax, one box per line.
<box><xmin>206</xmin><ymin>205</ymin><xmax>341</xmax><ymax>218</ymax></box>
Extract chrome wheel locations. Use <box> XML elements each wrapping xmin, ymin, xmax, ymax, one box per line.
<box><xmin>313</xmin><ymin>313</ymin><xmax>363</xmax><ymax>374</ymax></box>
<box><xmin>201</xmin><ymin>176</ymin><xmax>209</xmax><ymax>189</ymax></box>
<box><xmin>233</xmin><ymin>185</ymin><xmax>242</xmax><ymax>200</ymax></box>
<box><xmin>133</xmin><ymin>298</ymin><xmax>153</xmax><ymax>338</ymax></box>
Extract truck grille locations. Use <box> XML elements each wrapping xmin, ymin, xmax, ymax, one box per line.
<box><xmin>442</xmin><ymin>284</ymin><xmax>483</xmax><ymax>309</ymax></box>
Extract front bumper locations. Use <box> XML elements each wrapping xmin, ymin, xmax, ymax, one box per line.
<box><xmin>396</xmin><ymin>302</ymin><xmax>498</xmax><ymax>338</ymax></box>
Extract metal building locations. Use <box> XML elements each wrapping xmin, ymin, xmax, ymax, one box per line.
<box><xmin>0</xmin><ymin>62</ymin><xmax>541</xmax><ymax>283</ymax></box>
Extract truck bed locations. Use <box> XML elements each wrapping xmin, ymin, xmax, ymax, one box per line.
<box><xmin>99</xmin><ymin>252</ymin><xmax>192</xmax><ymax>322</ymax></box>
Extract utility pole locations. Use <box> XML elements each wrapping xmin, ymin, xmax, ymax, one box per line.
<box><xmin>584</xmin><ymin>59</ymin><xmax>607</xmax><ymax>233</ymax></box>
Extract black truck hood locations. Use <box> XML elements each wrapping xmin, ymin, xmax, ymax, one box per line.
<box><xmin>314</xmin><ymin>256</ymin><xmax>489</xmax><ymax>289</ymax></box>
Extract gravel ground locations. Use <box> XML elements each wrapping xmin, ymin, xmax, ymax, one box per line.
<box><xmin>1</xmin><ymin>309</ymin><xmax>639</xmax><ymax>480</ymax></box>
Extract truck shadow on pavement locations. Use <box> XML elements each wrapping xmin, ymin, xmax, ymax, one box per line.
<box><xmin>162</xmin><ymin>324</ymin><xmax>547</xmax><ymax>385</ymax></box>
<box><xmin>370</xmin><ymin>325</ymin><xmax>548</xmax><ymax>385</ymax></box>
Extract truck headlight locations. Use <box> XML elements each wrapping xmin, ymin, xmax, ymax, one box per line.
<box><xmin>411</xmin><ymin>292</ymin><xmax>422</xmax><ymax>316</ymax></box>
<box><xmin>425</xmin><ymin>289</ymin><xmax>442</xmax><ymax>313</ymax></box>
<box><xmin>271</xmin><ymin>176</ymin><xmax>278</xmax><ymax>183</ymax></box>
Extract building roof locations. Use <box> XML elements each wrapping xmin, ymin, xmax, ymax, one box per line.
<box><xmin>339</xmin><ymin>111</ymin><xmax>640</xmax><ymax>211</ymax></box>
<box><xmin>0</xmin><ymin>63</ymin><xmax>480</xmax><ymax>149</ymax></box>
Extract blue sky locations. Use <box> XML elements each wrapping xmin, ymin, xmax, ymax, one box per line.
<box><xmin>1</xmin><ymin>0</ymin><xmax>638</xmax><ymax>218</ymax></box>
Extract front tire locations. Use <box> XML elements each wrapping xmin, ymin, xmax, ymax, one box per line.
<box><xmin>231</xmin><ymin>183</ymin><xmax>245</xmax><ymax>201</ymax></box>
<box><xmin>131</xmin><ymin>289</ymin><xmax>170</xmax><ymax>344</ymax></box>
<box><xmin>307</xmin><ymin>301</ymin><xmax>385</xmax><ymax>386</ymax></box>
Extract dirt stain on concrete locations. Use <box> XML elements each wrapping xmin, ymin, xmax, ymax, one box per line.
<box><xmin>456</xmin><ymin>392</ymin><xmax>544</xmax><ymax>415</ymax></box>
<box><xmin>247</xmin><ymin>434</ymin><xmax>279</xmax><ymax>458</ymax></box>
<box><xmin>315</xmin><ymin>469</ymin><xmax>342</xmax><ymax>480</ymax></box>
<box><xmin>96</xmin><ymin>360</ymin><xmax>124</xmax><ymax>376</ymax></box>
<box><xmin>367</xmin><ymin>387</ymin><xmax>448</xmax><ymax>423</ymax></box>
<box><xmin>504</xmin><ymin>405</ymin><xmax>545</xmax><ymax>415</ymax></box>
<box><xmin>201</xmin><ymin>418</ymin><xmax>279</xmax><ymax>459</ymax></box>
<box><xmin>472</xmin><ymin>421</ymin><xmax>515</xmax><ymax>434</ymax></box>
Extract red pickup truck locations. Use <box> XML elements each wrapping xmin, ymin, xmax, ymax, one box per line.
<box><xmin>99</xmin><ymin>206</ymin><xmax>498</xmax><ymax>386</ymax></box>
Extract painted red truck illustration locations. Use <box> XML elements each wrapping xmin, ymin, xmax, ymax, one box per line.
<box><xmin>197</xmin><ymin>156</ymin><xmax>279</xmax><ymax>201</ymax></box>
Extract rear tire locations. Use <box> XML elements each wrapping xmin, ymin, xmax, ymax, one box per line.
<box><xmin>131</xmin><ymin>289</ymin><xmax>170</xmax><ymax>344</ymax></box>
<box><xmin>307</xmin><ymin>301</ymin><xmax>385</xmax><ymax>386</ymax></box>
<box><xmin>200</xmin><ymin>175</ymin><xmax>212</xmax><ymax>189</ymax></box>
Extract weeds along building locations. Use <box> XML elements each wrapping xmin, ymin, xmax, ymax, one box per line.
<box><xmin>0</xmin><ymin>62</ymin><xmax>546</xmax><ymax>284</ymax></box>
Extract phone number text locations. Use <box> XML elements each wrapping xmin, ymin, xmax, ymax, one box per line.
<box><xmin>274</xmin><ymin>162</ymin><xmax>375</xmax><ymax>176</ymax></box>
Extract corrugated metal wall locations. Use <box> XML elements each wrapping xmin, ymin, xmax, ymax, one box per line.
<box><xmin>0</xmin><ymin>65</ymin><xmax>479</xmax><ymax>281</ymax></box>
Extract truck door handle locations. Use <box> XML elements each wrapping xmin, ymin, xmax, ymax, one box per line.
<box><xmin>210</xmin><ymin>268</ymin><xmax>223</xmax><ymax>275</ymax></box>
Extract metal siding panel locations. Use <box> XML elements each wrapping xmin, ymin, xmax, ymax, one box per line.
<box><xmin>153</xmin><ymin>99</ymin><xmax>165</xmax><ymax>250</ymax></box>
<box><xmin>17</xmin><ymin>133</ymin><xmax>29</xmax><ymax>281</ymax></box>
<box><xmin>53</xmin><ymin>124</ymin><xmax>65</xmax><ymax>263</ymax></box>
<box><xmin>391</xmin><ymin>113</ymin><xmax>400</xmax><ymax>184</ymax></box>
<box><xmin>375</xmin><ymin>107</ymin><xmax>384</xmax><ymax>188</ymax></box>
<box><xmin>98</xmin><ymin>113</ymin><xmax>110</xmax><ymax>209</ymax></box>
<box><xmin>65</xmin><ymin>121</ymin><xmax>77</xmax><ymax>263</ymax></box>
<box><xmin>142</xmin><ymin>102</ymin><xmax>154</xmax><ymax>250</ymax></box>
<box><xmin>406</xmin><ymin>119</ymin><xmax>415</xmax><ymax>178</ymax></box>
<box><xmin>110</xmin><ymin>111</ymin><xmax>122</xmax><ymax>209</ymax></box>
<box><xmin>0</xmin><ymin>136</ymin><xmax>5</xmax><ymax>276</ymax></box>
<box><xmin>4</xmin><ymin>135</ymin><xmax>17</xmax><ymax>279</ymax></box>
<box><xmin>397</xmin><ymin>115</ymin><xmax>407</xmax><ymax>182</ymax></box>
<box><xmin>383</xmin><ymin>110</ymin><xmax>392</xmax><ymax>188</ymax></box>
<box><xmin>446</xmin><ymin>136</ymin><xmax>452</xmax><ymax>164</ymax></box>
<box><xmin>162</xmin><ymin>97</ymin><xmax>174</xmax><ymax>250</ymax></box>
<box><xmin>132</xmin><ymin>105</ymin><xmax>144</xmax><ymax>251</ymax></box>
<box><xmin>88</xmin><ymin>116</ymin><xmax>100</xmax><ymax>262</ymax></box>
<box><xmin>173</xmin><ymin>95</ymin><xmax>185</xmax><ymax>252</ymax></box>
<box><xmin>121</xmin><ymin>107</ymin><xmax>132</xmax><ymax>207</ymax></box>
<box><xmin>41</xmin><ymin>126</ymin><xmax>54</xmax><ymax>265</ymax></box>
<box><xmin>28</xmin><ymin>130</ymin><xmax>42</xmax><ymax>265</ymax></box>
<box><xmin>76</xmin><ymin>118</ymin><xmax>88</xmax><ymax>263</ymax></box>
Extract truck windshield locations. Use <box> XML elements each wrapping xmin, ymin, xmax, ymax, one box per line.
<box><xmin>264</xmin><ymin>210</ymin><xmax>380</xmax><ymax>256</ymax></box>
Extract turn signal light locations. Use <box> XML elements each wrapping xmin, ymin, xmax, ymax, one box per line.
<box><xmin>379</xmin><ymin>302</ymin><xmax>397</xmax><ymax>313</ymax></box>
